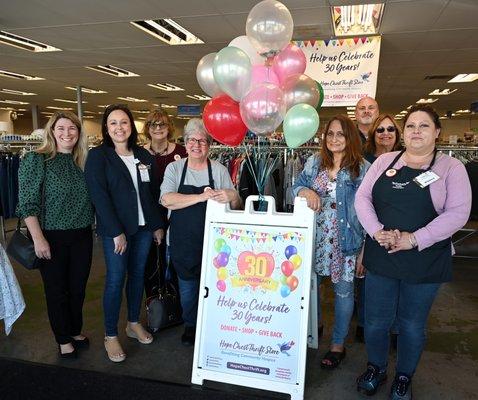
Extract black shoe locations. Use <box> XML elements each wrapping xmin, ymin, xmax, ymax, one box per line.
<box><xmin>357</xmin><ymin>362</ymin><xmax>387</xmax><ymax>396</ymax></box>
<box><xmin>71</xmin><ymin>336</ymin><xmax>90</xmax><ymax>349</ymax></box>
<box><xmin>58</xmin><ymin>344</ymin><xmax>77</xmax><ymax>359</ymax></box>
<box><xmin>181</xmin><ymin>326</ymin><xmax>196</xmax><ymax>347</ymax></box>
<box><xmin>390</xmin><ymin>374</ymin><xmax>412</xmax><ymax>399</ymax></box>
<box><xmin>390</xmin><ymin>333</ymin><xmax>398</xmax><ymax>351</ymax></box>
<box><xmin>356</xmin><ymin>326</ymin><xmax>365</xmax><ymax>343</ymax></box>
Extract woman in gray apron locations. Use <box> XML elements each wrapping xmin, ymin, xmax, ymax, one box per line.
<box><xmin>354</xmin><ymin>105</ymin><xmax>472</xmax><ymax>399</ymax></box>
<box><xmin>161</xmin><ymin>119</ymin><xmax>242</xmax><ymax>346</ymax></box>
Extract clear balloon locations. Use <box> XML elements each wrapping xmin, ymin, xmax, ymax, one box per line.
<box><xmin>213</xmin><ymin>46</ymin><xmax>252</xmax><ymax>101</ymax></box>
<box><xmin>196</xmin><ymin>53</ymin><xmax>222</xmax><ymax>97</ymax></box>
<box><xmin>246</xmin><ymin>0</ymin><xmax>294</xmax><ymax>57</ymax></box>
<box><xmin>251</xmin><ymin>65</ymin><xmax>279</xmax><ymax>87</ymax></box>
<box><xmin>239</xmin><ymin>83</ymin><xmax>286</xmax><ymax>136</ymax></box>
<box><xmin>282</xmin><ymin>74</ymin><xmax>320</xmax><ymax>110</ymax></box>
<box><xmin>272</xmin><ymin>43</ymin><xmax>307</xmax><ymax>84</ymax></box>
<box><xmin>229</xmin><ymin>35</ymin><xmax>264</xmax><ymax>65</ymax></box>
<box><xmin>283</xmin><ymin>104</ymin><xmax>320</xmax><ymax>148</ymax></box>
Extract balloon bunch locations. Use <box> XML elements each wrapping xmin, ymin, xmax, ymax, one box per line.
<box><xmin>279</xmin><ymin>245</ymin><xmax>302</xmax><ymax>298</ymax></box>
<box><xmin>197</xmin><ymin>0</ymin><xmax>323</xmax><ymax>149</ymax></box>
<box><xmin>213</xmin><ymin>238</ymin><xmax>231</xmax><ymax>292</ymax></box>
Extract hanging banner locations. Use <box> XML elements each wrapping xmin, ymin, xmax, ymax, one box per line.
<box><xmin>294</xmin><ymin>36</ymin><xmax>381</xmax><ymax>107</ymax></box>
<box><xmin>192</xmin><ymin>196</ymin><xmax>315</xmax><ymax>400</ymax></box>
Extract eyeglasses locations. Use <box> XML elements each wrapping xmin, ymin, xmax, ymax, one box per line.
<box><xmin>326</xmin><ymin>131</ymin><xmax>345</xmax><ymax>140</ymax></box>
<box><xmin>376</xmin><ymin>126</ymin><xmax>396</xmax><ymax>134</ymax></box>
<box><xmin>186</xmin><ymin>137</ymin><xmax>208</xmax><ymax>146</ymax></box>
<box><xmin>149</xmin><ymin>121</ymin><xmax>167</xmax><ymax>130</ymax></box>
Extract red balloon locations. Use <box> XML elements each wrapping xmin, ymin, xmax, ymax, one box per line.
<box><xmin>203</xmin><ymin>94</ymin><xmax>247</xmax><ymax>147</ymax></box>
<box><xmin>281</xmin><ymin>260</ymin><xmax>294</xmax><ymax>277</ymax></box>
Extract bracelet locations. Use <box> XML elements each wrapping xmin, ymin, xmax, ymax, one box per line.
<box><xmin>408</xmin><ymin>234</ymin><xmax>417</xmax><ymax>248</ymax></box>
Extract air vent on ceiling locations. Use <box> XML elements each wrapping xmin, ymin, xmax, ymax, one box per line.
<box><xmin>131</xmin><ymin>19</ymin><xmax>203</xmax><ymax>45</ymax></box>
<box><xmin>0</xmin><ymin>69</ymin><xmax>44</xmax><ymax>80</ymax></box>
<box><xmin>86</xmin><ymin>65</ymin><xmax>139</xmax><ymax>78</ymax></box>
<box><xmin>424</xmin><ymin>75</ymin><xmax>455</xmax><ymax>80</ymax></box>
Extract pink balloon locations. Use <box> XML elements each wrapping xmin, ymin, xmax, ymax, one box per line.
<box><xmin>273</xmin><ymin>43</ymin><xmax>307</xmax><ymax>84</ymax></box>
<box><xmin>217</xmin><ymin>280</ymin><xmax>226</xmax><ymax>292</ymax></box>
<box><xmin>251</xmin><ymin>65</ymin><xmax>279</xmax><ymax>87</ymax></box>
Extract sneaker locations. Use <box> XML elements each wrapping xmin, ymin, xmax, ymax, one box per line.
<box><xmin>357</xmin><ymin>363</ymin><xmax>387</xmax><ymax>396</ymax></box>
<box><xmin>181</xmin><ymin>326</ymin><xmax>196</xmax><ymax>347</ymax></box>
<box><xmin>390</xmin><ymin>374</ymin><xmax>412</xmax><ymax>399</ymax></box>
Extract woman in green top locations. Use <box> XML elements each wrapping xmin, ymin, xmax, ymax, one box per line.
<box><xmin>17</xmin><ymin>111</ymin><xmax>94</xmax><ymax>359</ymax></box>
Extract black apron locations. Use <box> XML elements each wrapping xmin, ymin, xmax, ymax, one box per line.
<box><xmin>363</xmin><ymin>150</ymin><xmax>452</xmax><ymax>283</ymax></box>
<box><xmin>169</xmin><ymin>159</ymin><xmax>215</xmax><ymax>280</ymax></box>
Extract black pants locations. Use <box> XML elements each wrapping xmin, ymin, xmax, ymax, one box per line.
<box><xmin>39</xmin><ymin>227</ymin><xmax>93</xmax><ymax>344</ymax></box>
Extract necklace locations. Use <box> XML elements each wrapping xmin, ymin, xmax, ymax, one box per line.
<box><xmin>151</xmin><ymin>142</ymin><xmax>169</xmax><ymax>156</ymax></box>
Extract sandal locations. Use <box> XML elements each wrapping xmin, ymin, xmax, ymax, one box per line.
<box><xmin>104</xmin><ymin>336</ymin><xmax>126</xmax><ymax>363</ymax></box>
<box><xmin>320</xmin><ymin>348</ymin><xmax>346</xmax><ymax>370</ymax></box>
<box><xmin>126</xmin><ymin>322</ymin><xmax>153</xmax><ymax>345</ymax></box>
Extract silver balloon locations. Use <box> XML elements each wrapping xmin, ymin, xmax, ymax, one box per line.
<box><xmin>246</xmin><ymin>0</ymin><xmax>294</xmax><ymax>57</ymax></box>
<box><xmin>282</xmin><ymin>74</ymin><xmax>320</xmax><ymax>110</ymax></box>
<box><xmin>196</xmin><ymin>53</ymin><xmax>222</xmax><ymax>97</ymax></box>
<box><xmin>213</xmin><ymin>46</ymin><xmax>252</xmax><ymax>102</ymax></box>
<box><xmin>239</xmin><ymin>83</ymin><xmax>286</xmax><ymax>136</ymax></box>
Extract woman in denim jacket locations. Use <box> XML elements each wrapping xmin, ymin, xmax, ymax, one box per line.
<box><xmin>293</xmin><ymin>115</ymin><xmax>369</xmax><ymax>369</ymax></box>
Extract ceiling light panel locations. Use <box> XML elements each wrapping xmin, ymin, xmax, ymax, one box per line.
<box><xmin>448</xmin><ymin>74</ymin><xmax>478</xmax><ymax>83</ymax></box>
<box><xmin>159</xmin><ymin>104</ymin><xmax>176</xmax><ymax>109</ymax></box>
<box><xmin>86</xmin><ymin>65</ymin><xmax>139</xmax><ymax>78</ymax></box>
<box><xmin>46</xmin><ymin>106</ymin><xmax>73</xmax><ymax>110</ymax></box>
<box><xmin>416</xmin><ymin>98</ymin><xmax>438</xmax><ymax>104</ymax></box>
<box><xmin>117</xmin><ymin>96</ymin><xmax>147</xmax><ymax>102</ymax></box>
<box><xmin>186</xmin><ymin>94</ymin><xmax>210</xmax><ymax>101</ymax></box>
<box><xmin>0</xmin><ymin>99</ymin><xmax>29</xmax><ymax>105</ymax></box>
<box><xmin>65</xmin><ymin>86</ymin><xmax>107</xmax><ymax>94</ymax></box>
<box><xmin>331</xmin><ymin>3</ymin><xmax>384</xmax><ymax>37</ymax></box>
<box><xmin>0</xmin><ymin>30</ymin><xmax>61</xmax><ymax>52</ymax></box>
<box><xmin>0</xmin><ymin>88</ymin><xmax>36</xmax><ymax>96</ymax></box>
<box><xmin>148</xmin><ymin>83</ymin><xmax>184</xmax><ymax>91</ymax></box>
<box><xmin>0</xmin><ymin>69</ymin><xmax>44</xmax><ymax>80</ymax></box>
<box><xmin>429</xmin><ymin>88</ymin><xmax>458</xmax><ymax>96</ymax></box>
<box><xmin>54</xmin><ymin>98</ymin><xmax>87</xmax><ymax>104</ymax></box>
<box><xmin>131</xmin><ymin>19</ymin><xmax>204</xmax><ymax>45</ymax></box>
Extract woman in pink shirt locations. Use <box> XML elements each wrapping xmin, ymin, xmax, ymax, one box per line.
<box><xmin>354</xmin><ymin>104</ymin><xmax>471</xmax><ymax>400</ymax></box>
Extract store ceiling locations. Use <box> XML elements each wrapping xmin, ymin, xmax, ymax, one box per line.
<box><xmin>0</xmin><ymin>0</ymin><xmax>477</xmax><ymax>123</ymax></box>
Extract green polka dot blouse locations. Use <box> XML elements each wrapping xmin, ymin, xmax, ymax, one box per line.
<box><xmin>16</xmin><ymin>151</ymin><xmax>94</xmax><ymax>230</ymax></box>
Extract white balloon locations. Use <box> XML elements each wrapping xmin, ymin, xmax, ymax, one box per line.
<box><xmin>196</xmin><ymin>53</ymin><xmax>222</xmax><ymax>97</ymax></box>
<box><xmin>229</xmin><ymin>35</ymin><xmax>264</xmax><ymax>65</ymax></box>
<box><xmin>246</xmin><ymin>0</ymin><xmax>294</xmax><ymax>58</ymax></box>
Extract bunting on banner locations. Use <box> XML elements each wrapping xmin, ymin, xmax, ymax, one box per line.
<box><xmin>213</xmin><ymin>227</ymin><xmax>305</xmax><ymax>244</ymax></box>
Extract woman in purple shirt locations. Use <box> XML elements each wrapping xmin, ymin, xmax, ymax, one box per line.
<box><xmin>354</xmin><ymin>104</ymin><xmax>471</xmax><ymax>400</ymax></box>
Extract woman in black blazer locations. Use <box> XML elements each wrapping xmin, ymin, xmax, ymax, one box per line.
<box><xmin>85</xmin><ymin>104</ymin><xmax>165</xmax><ymax>363</ymax></box>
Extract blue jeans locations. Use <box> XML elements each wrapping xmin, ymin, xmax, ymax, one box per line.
<box><xmin>364</xmin><ymin>271</ymin><xmax>440</xmax><ymax>376</ymax></box>
<box><xmin>102</xmin><ymin>228</ymin><xmax>153</xmax><ymax>336</ymax></box>
<box><xmin>177</xmin><ymin>277</ymin><xmax>200</xmax><ymax>327</ymax></box>
<box><xmin>317</xmin><ymin>274</ymin><xmax>354</xmax><ymax>345</ymax></box>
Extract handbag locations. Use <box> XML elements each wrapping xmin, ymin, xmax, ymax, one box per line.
<box><xmin>6</xmin><ymin>219</ymin><xmax>40</xmax><ymax>270</ymax></box>
<box><xmin>146</xmin><ymin>245</ymin><xmax>183</xmax><ymax>332</ymax></box>
<box><xmin>6</xmin><ymin>173</ymin><xmax>45</xmax><ymax>270</ymax></box>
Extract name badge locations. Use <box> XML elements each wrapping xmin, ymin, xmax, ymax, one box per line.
<box><xmin>413</xmin><ymin>170</ymin><xmax>440</xmax><ymax>188</ymax></box>
<box><xmin>138</xmin><ymin>163</ymin><xmax>151</xmax><ymax>182</ymax></box>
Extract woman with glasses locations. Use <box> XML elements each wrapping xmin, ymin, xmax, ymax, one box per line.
<box><xmin>160</xmin><ymin>118</ymin><xmax>241</xmax><ymax>346</ymax></box>
<box><xmin>85</xmin><ymin>104</ymin><xmax>165</xmax><ymax>362</ymax></box>
<box><xmin>363</xmin><ymin>114</ymin><xmax>402</xmax><ymax>164</ymax></box>
<box><xmin>355</xmin><ymin>104</ymin><xmax>471</xmax><ymax>399</ymax></box>
<box><xmin>143</xmin><ymin>110</ymin><xmax>187</xmax><ymax>299</ymax></box>
<box><xmin>293</xmin><ymin>115</ymin><xmax>369</xmax><ymax>370</ymax></box>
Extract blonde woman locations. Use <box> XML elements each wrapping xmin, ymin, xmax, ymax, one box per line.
<box><xmin>17</xmin><ymin>111</ymin><xmax>94</xmax><ymax>359</ymax></box>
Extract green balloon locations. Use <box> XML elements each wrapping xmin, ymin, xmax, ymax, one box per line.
<box><xmin>283</xmin><ymin>104</ymin><xmax>320</xmax><ymax>149</ymax></box>
<box><xmin>214</xmin><ymin>238</ymin><xmax>226</xmax><ymax>252</ymax></box>
<box><xmin>315</xmin><ymin>81</ymin><xmax>324</xmax><ymax>110</ymax></box>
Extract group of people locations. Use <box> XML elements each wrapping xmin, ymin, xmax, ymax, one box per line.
<box><xmin>16</xmin><ymin>105</ymin><xmax>240</xmax><ymax>363</ymax></box>
<box><xmin>292</xmin><ymin>97</ymin><xmax>472</xmax><ymax>399</ymax></box>
<box><xmin>15</xmin><ymin>95</ymin><xmax>472</xmax><ymax>400</ymax></box>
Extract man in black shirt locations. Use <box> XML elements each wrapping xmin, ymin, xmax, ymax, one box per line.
<box><xmin>354</xmin><ymin>96</ymin><xmax>379</xmax><ymax>144</ymax></box>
